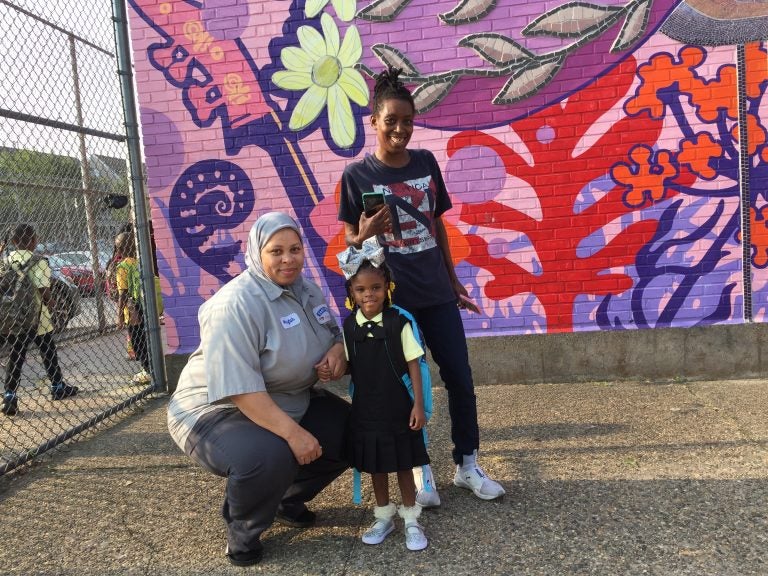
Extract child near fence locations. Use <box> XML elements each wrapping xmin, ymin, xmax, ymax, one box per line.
<box><xmin>114</xmin><ymin>230</ymin><xmax>152</xmax><ymax>385</ymax></box>
<box><xmin>2</xmin><ymin>224</ymin><xmax>77</xmax><ymax>416</ymax></box>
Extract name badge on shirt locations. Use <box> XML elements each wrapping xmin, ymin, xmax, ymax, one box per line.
<box><xmin>281</xmin><ymin>313</ymin><xmax>301</xmax><ymax>329</ymax></box>
<box><xmin>313</xmin><ymin>304</ymin><xmax>331</xmax><ymax>324</ymax></box>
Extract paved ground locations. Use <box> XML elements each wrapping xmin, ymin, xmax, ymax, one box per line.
<box><xmin>0</xmin><ymin>378</ymin><xmax>766</xmax><ymax>575</ymax></box>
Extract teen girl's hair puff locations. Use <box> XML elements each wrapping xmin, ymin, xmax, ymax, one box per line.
<box><xmin>344</xmin><ymin>260</ymin><xmax>396</xmax><ymax>311</ymax></box>
<box><xmin>372</xmin><ymin>67</ymin><xmax>415</xmax><ymax>116</ymax></box>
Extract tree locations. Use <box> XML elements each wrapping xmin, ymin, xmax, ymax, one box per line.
<box><xmin>0</xmin><ymin>148</ymin><xmax>130</xmax><ymax>248</ymax></box>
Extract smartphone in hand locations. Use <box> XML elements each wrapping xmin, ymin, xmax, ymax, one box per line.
<box><xmin>362</xmin><ymin>191</ymin><xmax>386</xmax><ymax>217</ymax></box>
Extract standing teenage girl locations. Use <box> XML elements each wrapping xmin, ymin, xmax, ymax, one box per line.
<box><xmin>336</xmin><ymin>240</ymin><xmax>429</xmax><ymax>550</ymax></box>
<box><xmin>338</xmin><ymin>67</ymin><xmax>505</xmax><ymax>505</ymax></box>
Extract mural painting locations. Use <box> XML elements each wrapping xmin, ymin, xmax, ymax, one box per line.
<box><xmin>127</xmin><ymin>0</ymin><xmax>768</xmax><ymax>353</ymax></box>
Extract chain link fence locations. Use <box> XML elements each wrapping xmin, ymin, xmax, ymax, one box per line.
<box><xmin>0</xmin><ymin>0</ymin><xmax>161</xmax><ymax>474</ymax></box>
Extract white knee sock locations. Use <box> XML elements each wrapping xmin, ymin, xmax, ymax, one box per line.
<box><xmin>398</xmin><ymin>504</ymin><xmax>421</xmax><ymax>526</ymax></box>
<box><xmin>373</xmin><ymin>502</ymin><xmax>397</xmax><ymax>521</ymax></box>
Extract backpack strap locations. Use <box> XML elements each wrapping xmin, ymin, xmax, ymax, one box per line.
<box><xmin>10</xmin><ymin>254</ymin><xmax>40</xmax><ymax>274</ymax></box>
<box><xmin>342</xmin><ymin>313</ymin><xmax>357</xmax><ymax>398</ymax></box>
<box><xmin>343</xmin><ymin>311</ymin><xmax>364</xmax><ymax>504</ymax></box>
<box><xmin>342</xmin><ymin>313</ymin><xmax>356</xmax><ymax>359</ymax></box>
<box><xmin>381</xmin><ymin>307</ymin><xmax>408</xmax><ymax>383</ymax></box>
<box><xmin>390</xmin><ymin>305</ymin><xmax>433</xmax><ymax>419</ymax></box>
<box><xmin>26</xmin><ymin>256</ymin><xmax>44</xmax><ymax>318</ymax></box>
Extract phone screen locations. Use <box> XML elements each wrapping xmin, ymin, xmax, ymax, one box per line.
<box><xmin>362</xmin><ymin>192</ymin><xmax>385</xmax><ymax>216</ymax></box>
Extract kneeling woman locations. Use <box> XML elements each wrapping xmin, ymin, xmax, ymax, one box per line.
<box><xmin>167</xmin><ymin>212</ymin><xmax>350</xmax><ymax>566</ymax></box>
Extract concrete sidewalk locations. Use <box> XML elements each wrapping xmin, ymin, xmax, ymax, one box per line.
<box><xmin>0</xmin><ymin>379</ymin><xmax>766</xmax><ymax>575</ymax></box>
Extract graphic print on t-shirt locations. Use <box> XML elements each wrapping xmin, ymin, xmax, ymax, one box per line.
<box><xmin>373</xmin><ymin>175</ymin><xmax>436</xmax><ymax>255</ymax></box>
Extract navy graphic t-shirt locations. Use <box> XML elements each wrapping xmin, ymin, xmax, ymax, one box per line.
<box><xmin>339</xmin><ymin>149</ymin><xmax>456</xmax><ymax>311</ymax></box>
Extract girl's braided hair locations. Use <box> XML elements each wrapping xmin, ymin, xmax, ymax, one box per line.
<box><xmin>372</xmin><ymin>66</ymin><xmax>415</xmax><ymax>116</ymax></box>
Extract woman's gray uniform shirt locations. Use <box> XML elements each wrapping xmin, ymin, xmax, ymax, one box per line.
<box><xmin>167</xmin><ymin>271</ymin><xmax>341</xmax><ymax>450</ymax></box>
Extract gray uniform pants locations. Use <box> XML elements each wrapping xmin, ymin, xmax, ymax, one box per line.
<box><xmin>184</xmin><ymin>390</ymin><xmax>350</xmax><ymax>555</ymax></box>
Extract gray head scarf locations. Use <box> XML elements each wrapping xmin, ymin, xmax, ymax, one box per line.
<box><xmin>245</xmin><ymin>212</ymin><xmax>304</xmax><ymax>295</ymax></box>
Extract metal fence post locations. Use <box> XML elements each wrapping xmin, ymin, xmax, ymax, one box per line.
<box><xmin>69</xmin><ymin>34</ymin><xmax>108</xmax><ymax>330</ymax></box>
<box><xmin>111</xmin><ymin>0</ymin><xmax>167</xmax><ymax>393</ymax></box>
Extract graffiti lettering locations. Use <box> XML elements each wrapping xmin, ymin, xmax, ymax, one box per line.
<box><xmin>130</xmin><ymin>0</ymin><xmax>269</xmax><ymax>130</ymax></box>
<box><xmin>182</xmin><ymin>20</ymin><xmax>223</xmax><ymax>60</ymax></box>
<box><xmin>224</xmin><ymin>73</ymin><xmax>251</xmax><ymax>106</ymax></box>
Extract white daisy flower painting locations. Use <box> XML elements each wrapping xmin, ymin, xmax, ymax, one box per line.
<box><xmin>305</xmin><ymin>0</ymin><xmax>357</xmax><ymax>21</ymax></box>
<box><xmin>272</xmin><ymin>13</ymin><xmax>369</xmax><ymax>149</ymax></box>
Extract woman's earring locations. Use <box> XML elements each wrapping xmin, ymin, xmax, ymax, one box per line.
<box><xmin>345</xmin><ymin>295</ymin><xmax>355</xmax><ymax>311</ymax></box>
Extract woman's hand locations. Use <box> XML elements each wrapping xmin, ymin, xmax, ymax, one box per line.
<box><xmin>357</xmin><ymin>205</ymin><xmax>391</xmax><ymax>243</ymax></box>
<box><xmin>315</xmin><ymin>360</ymin><xmax>332</xmax><ymax>383</ymax></box>
<box><xmin>285</xmin><ymin>426</ymin><xmax>323</xmax><ymax>465</ymax></box>
<box><xmin>232</xmin><ymin>391</ymin><xmax>324</xmax><ymax>465</ymax></box>
<box><xmin>453</xmin><ymin>279</ymin><xmax>480</xmax><ymax>314</ymax></box>
<box><xmin>434</xmin><ymin>217</ymin><xmax>480</xmax><ymax>314</ymax></box>
<box><xmin>409</xmin><ymin>404</ymin><xmax>426</xmax><ymax>431</ymax></box>
<box><xmin>315</xmin><ymin>342</ymin><xmax>346</xmax><ymax>381</ymax></box>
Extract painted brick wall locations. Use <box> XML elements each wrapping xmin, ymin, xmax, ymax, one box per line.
<box><xmin>126</xmin><ymin>0</ymin><xmax>768</xmax><ymax>354</ymax></box>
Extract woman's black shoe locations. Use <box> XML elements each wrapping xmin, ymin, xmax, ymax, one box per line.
<box><xmin>225</xmin><ymin>545</ymin><xmax>263</xmax><ymax>567</ymax></box>
<box><xmin>275</xmin><ymin>507</ymin><xmax>317</xmax><ymax>528</ymax></box>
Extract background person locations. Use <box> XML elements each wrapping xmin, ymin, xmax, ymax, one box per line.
<box><xmin>338</xmin><ymin>67</ymin><xmax>505</xmax><ymax>506</ymax></box>
<box><xmin>167</xmin><ymin>212</ymin><xmax>350</xmax><ymax>567</ymax></box>
<box><xmin>114</xmin><ymin>230</ymin><xmax>152</xmax><ymax>385</ymax></box>
<box><xmin>106</xmin><ymin>226</ymin><xmax>135</xmax><ymax>360</ymax></box>
<box><xmin>107</xmin><ymin>222</ymin><xmax>163</xmax><ymax>361</ymax></box>
<box><xmin>2</xmin><ymin>224</ymin><xmax>78</xmax><ymax>416</ymax></box>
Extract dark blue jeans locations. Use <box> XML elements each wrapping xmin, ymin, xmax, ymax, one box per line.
<box><xmin>407</xmin><ymin>301</ymin><xmax>479</xmax><ymax>464</ymax></box>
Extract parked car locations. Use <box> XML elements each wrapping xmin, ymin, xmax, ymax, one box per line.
<box><xmin>49</xmin><ymin>269</ymin><xmax>82</xmax><ymax>333</ymax></box>
<box><xmin>48</xmin><ymin>251</ymin><xmax>109</xmax><ymax>296</ymax></box>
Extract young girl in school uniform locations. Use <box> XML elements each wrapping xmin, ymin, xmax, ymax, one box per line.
<box><xmin>336</xmin><ymin>240</ymin><xmax>429</xmax><ymax>551</ymax></box>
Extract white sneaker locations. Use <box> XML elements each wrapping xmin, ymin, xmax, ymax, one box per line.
<box><xmin>414</xmin><ymin>465</ymin><xmax>441</xmax><ymax>508</ymax></box>
<box><xmin>416</xmin><ymin>487</ymin><xmax>441</xmax><ymax>508</ymax></box>
<box><xmin>361</xmin><ymin>518</ymin><xmax>394</xmax><ymax>545</ymax></box>
<box><xmin>132</xmin><ymin>369</ymin><xmax>152</xmax><ymax>384</ymax></box>
<box><xmin>404</xmin><ymin>523</ymin><xmax>428</xmax><ymax>551</ymax></box>
<box><xmin>453</xmin><ymin>463</ymin><xmax>506</xmax><ymax>500</ymax></box>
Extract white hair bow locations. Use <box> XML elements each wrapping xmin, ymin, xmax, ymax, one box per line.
<box><xmin>336</xmin><ymin>237</ymin><xmax>386</xmax><ymax>280</ymax></box>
